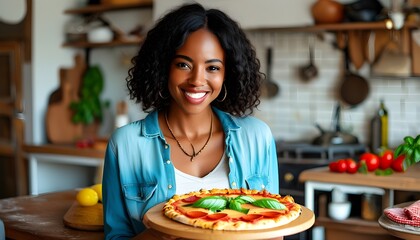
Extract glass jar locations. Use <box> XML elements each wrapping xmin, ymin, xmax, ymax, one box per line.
<box><xmin>361</xmin><ymin>193</ymin><xmax>381</xmax><ymax>221</ymax></box>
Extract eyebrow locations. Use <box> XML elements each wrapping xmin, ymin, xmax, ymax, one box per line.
<box><xmin>174</xmin><ymin>54</ymin><xmax>223</xmax><ymax>64</ymax></box>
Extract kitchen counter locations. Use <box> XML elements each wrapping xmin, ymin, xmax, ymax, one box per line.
<box><xmin>23</xmin><ymin>144</ymin><xmax>106</xmax><ymax>195</ymax></box>
<box><xmin>299</xmin><ymin>164</ymin><xmax>420</xmax><ymax>240</ymax></box>
<box><xmin>300</xmin><ymin>163</ymin><xmax>420</xmax><ymax>192</ymax></box>
<box><xmin>0</xmin><ymin>190</ymin><xmax>103</xmax><ymax>240</ymax></box>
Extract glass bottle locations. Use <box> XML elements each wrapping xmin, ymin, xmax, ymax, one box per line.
<box><xmin>378</xmin><ymin>99</ymin><xmax>388</xmax><ymax>148</ymax></box>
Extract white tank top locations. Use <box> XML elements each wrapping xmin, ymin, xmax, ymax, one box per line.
<box><xmin>174</xmin><ymin>153</ymin><xmax>230</xmax><ymax>195</ymax></box>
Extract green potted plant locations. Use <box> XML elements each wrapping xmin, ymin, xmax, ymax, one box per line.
<box><xmin>394</xmin><ymin>134</ymin><xmax>420</xmax><ymax>171</ymax></box>
<box><xmin>70</xmin><ymin>65</ymin><xmax>109</xmax><ymax>138</ymax></box>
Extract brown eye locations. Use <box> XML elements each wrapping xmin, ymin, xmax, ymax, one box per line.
<box><xmin>176</xmin><ymin>62</ymin><xmax>190</xmax><ymax>70</ymax></box>
<box><xmin>208</xmin><ymin>66</ymin><xmax>220</xmax><ymax>72</ymax></box>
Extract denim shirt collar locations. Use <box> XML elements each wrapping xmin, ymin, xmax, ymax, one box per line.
<box><xmin>142</xmin><ymin>107</ymin><xmax>241</xmax><ymax>138</ymax></box>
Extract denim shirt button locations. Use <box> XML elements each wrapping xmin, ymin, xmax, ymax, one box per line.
<box><xmin>168</xmin><ymin>184</ymin><xmax>172</xmax><ymax>189</ymax></box>
<box><xmin>261</xmin><ymin>184</ymin><xmax>265</xmax><ymax>189</ymax></box>
<box><xmin>229</xmin><ymin>157</ymin><xmax>233</xmax><ymax>163</ymax></box>
<box><xmin>165</xmin><ymin>144</ymin><xmax>169</xmax><ymax>149</ymax></box>
<box><xmin>166</xmin><ymin>160</ymin><xmax>171</xmax><ymax>164</ymax></box>
<box><xmin>232</xmin><ymin>182</ymin><xmax>236</xmax><ymax>187</ymax></box>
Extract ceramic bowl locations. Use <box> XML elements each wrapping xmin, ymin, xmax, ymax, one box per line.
<box><xmin>88</xmin><ymin>26</ymin><xmax>113</xmax><ymax>43</ymax></box>
<box><xmin>328</xmin><ymin>201</ymin><xmax>351</xmax><ymax>220</ymax></box>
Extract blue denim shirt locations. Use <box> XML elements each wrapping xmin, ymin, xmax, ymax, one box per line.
<box><xmin>103</xmin><ymin>108</ymin><xmax>279</xmax><ymax>239</ymax></box>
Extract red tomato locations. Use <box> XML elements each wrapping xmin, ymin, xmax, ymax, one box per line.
<box><xmin>329</xmin><ymin>162</ymin><xmax>338</xmax><ymax>172</ymax></box>
<box><xmin>345</xmin><ymin>158</ymin><xmax>358</xmax><ymax>174</ymax></box>
<box><xmin>359</xmin><ymin>153</ymin><xmax>380</xmax><ymax>172</ymax></box>
<box><xmin>380</xmin><ymin>150</ymin><xmax>394</xmax><ymax>170</ymax></box>
<box><xmin>391</xmin><ymin>155</ymin><xmax>407</xmax><ymax>172</ymax></box>
<box><xmin>336</xmin><ymin>159</ymin><xmax>347</xmax><ymax>173</ymax></box>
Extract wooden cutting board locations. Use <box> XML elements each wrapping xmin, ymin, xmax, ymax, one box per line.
<box><xmin>46</xmin><ymin>54</ymin><xmax>85</xmax><ymax>143</ymax></box>
<box><xmin>63</xmin><ymin>202</ymin><xmax>104</xmax><ymax>231</ymax></box>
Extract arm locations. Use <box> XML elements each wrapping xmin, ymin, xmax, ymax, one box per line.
<box><xmin>267</xmin><ymin>137</ymin><xmax>279</xmax><ymax>194</ymax></box>
<box><xmin>102</xmin><ymin>141</ymin><xmax>135</xmax><ymax>240</ymax></box>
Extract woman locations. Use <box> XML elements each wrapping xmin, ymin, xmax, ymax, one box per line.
<box><xmin>102</xmin><ymin>3</ymin><xmax>278</xmax><ymax>239</ymax></box>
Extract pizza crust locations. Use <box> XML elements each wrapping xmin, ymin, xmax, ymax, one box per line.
<box><xmin>163</xmin><ymin>188</ymin><xmax>302</xmax><ymax>230</ymax></box>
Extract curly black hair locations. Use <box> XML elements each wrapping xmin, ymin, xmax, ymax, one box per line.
<box><xmin>126</xmin><ymin>3</ymin><xmax>263</xmax><ymax>117</ymax></box>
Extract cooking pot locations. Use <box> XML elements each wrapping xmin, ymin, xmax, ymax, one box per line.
<box><xmin>313</xmin><ymin>103</ymin><xmax>359</xmax><ymax>146</ymax></box>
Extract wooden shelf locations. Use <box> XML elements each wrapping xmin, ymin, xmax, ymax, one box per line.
<box><xmin>64</xmin><ymin>2</ymin><xmax>153</xmax><ymax>14</ymax></box>
<box><xmin>251</xmin><ymin>20</ymin><xmax>419</xmax><ymax>32</ymax></box>
<box><xmin>23</xmin><ymin>144</ymin><xmax>105</xmax><ymax>159</ymax></box>
<box><xmin>63</xmin><ymin>37</ymin><xmax>143</xmax><ymax>48</ymax></box>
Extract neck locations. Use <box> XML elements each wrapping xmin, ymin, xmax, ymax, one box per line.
<box><xmin>165</xmin><ymin>109</ymin><xmax>213</xmax><ymax>140</ymax></box>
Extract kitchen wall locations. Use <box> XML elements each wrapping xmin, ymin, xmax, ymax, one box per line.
<box><xmin>248</xmin><ymin>31</ymin><xmax>420</xmax><ymax>148</ymax></box>
<box><xmin>30</xmin><ymin>1</ymin><xmax>420</xmax><ymax>149</ymax></box>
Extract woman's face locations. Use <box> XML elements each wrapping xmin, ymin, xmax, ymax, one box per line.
<box><xmin>168</xmin><ymin>28</ymin><xmax>225</xmax><ymax>115</ymax></box>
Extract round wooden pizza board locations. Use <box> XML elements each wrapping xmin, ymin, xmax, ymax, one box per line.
<box><xmin>143</xmin><ymin>203</ymin><xmax>314</xmax><ymax>240</ymax></box>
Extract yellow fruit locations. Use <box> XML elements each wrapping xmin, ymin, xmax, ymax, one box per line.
<box><xmin>76</xmin><ymin>188</ymin><xmax>98</xmax><ymax>206</ymax></box>
<box><xmin>91</xmin><ymin>183</ymin><xmax>102</xmax><ymax>202</ymax></box>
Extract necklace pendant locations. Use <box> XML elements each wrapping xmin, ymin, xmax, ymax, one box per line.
<box><xmin>190</xmin><ymin>146</ymin><xmax>196</xmax><ymax>162</ymax></box>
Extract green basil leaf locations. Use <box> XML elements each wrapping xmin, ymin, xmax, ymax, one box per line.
<box><xmin>394</xmin><ymin>144</ymin><xmax>405</xmax><ymax>157</ymax></box>
<box><xmin>404</xmin><ymin>136</ymin><xmax>414</xmax><ymax>145</ymax></box>
<box><xmin>358</xmin><ymin>161</ymin><xmax>368</xmax><ymax>174</ymax></box>
<box><xmin>229</xmin><ymin>200</ymin><xmax>249</xmax><ymax>214</ymax></box>
<box><xmin>412</xmin><ymin>146</ymin><xmax>420</xmax><ymax>164</ymax></box>
<box><xmin>235</xmin><ymin>195</ymin><xmax>255</xmax><ymax>204</ymax></box>
<box><xmin>402</xmin><ymin>157</ymin><xmax>411</xmax><ymax>171</ymax></box>
<box><xmin>414</xmin><ymin>135</ymin><xmax>420</xmax><ymax>145</ymax></box>
<box><xmin>252</xmin><ymin>199</ymin><xmax>286</xmax><ymax>210</ymax></box>
<box><xmin>191</xmin><ymin>196</ymin><xmax>227</xmax><ymax>210</ymax></box>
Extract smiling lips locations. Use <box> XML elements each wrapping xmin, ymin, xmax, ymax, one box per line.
<box><xmin>184</xmin><ymin>90</ymin><xmax>208</xmax><ymax>104</ymax></box>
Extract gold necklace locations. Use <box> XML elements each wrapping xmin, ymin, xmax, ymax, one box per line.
<box><xmin>164</xmin><ymin>112</ymin><xmax>213</xmax><ymax>162</ymax></box>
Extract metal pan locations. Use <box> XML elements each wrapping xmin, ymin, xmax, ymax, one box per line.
<box><xmin>339</xmin><ymin>47</ymin><xmax>370</xmax><ymax>108</ymax></box>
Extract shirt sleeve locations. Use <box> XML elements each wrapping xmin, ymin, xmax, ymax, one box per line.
<box><xmin>267</xmin><ymin>136</ymin><xmax>279</xmax><ymax>194</ymax></box>
<box><xmin>103</xmin><ymin>140</ymin><xmax>135</xmax><ymax>240</ymax></box>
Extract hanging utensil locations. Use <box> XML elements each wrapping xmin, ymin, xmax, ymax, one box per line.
<box><xmin>338</xmin><ymin>46</ymin><xmax>370</xmax><ymax>108</ymax></box>
<box><xmin>261</xmin><ymin>47</ymin><xmax>280</xmax><ymax>98</ymax></box>
<box><xmin>299</xmin><ymin>38</ymin><xmax>318</xmax><ymax>82</ymax></box>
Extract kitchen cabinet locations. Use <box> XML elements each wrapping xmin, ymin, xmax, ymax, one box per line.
<box><xmin>299</xmin><ymin>164</ymin><xmax>420</xmax><ymax>240</ymax></box>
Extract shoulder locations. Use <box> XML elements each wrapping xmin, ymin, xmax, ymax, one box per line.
<box><xmin>110</xmin><ymin>111</ymin><xmax>160</xmax><ymax>142</ymax></box>
<box><xmin>232</xmin><ymin>115</ymin><xmax>272</xmax><ymax>134</ymax></box>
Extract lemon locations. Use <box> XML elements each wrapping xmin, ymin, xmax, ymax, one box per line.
<box><xmin>90</xmin><ymin>183</ymin><xmax>102</xmax><ymax>202</ymax></box>
<box><xmin>76</xmin><ymin>188</ymin><xmax>98</xmax><ymax>206</ymax></box>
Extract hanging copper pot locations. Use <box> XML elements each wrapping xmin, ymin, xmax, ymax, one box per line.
<box><xmin>311</xmin><ymin>0</ymin><xmax>345</xmax><ymax>24</ymax></box>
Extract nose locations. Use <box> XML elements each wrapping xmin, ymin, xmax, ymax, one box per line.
<box><xmin>189</xmin><ymin>66</ymin><xmax>206</xmax><ymax>86</ymax></box>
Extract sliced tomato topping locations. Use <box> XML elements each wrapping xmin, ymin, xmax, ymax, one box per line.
<box><xmin>182</xmin><ymin>196</ymin><xmax>201</xmax><ymax>203</ymax></box>
<box><xmin>185</xmin><ymin>211</ymin><xmax>208</xmax><ymax>218</ymax></box>
<box><xmin>259</xmin><ymin>211</ymin><xmax>282</xmax><ymax>218</ymax></box>
<box><xmin>206</xmin><ymin>213</ymin><xmax>228</xmax><ymax>221</ymax></box>
<box><xmin>240</xmin><ymin>214</ymin><xmax>263</xmax><ymax>222</ymax></box>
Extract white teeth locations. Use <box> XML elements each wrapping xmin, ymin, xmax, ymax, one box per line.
<box><xmin>185</xmin><ymin>92</ymin><xmax>206</xmax><ymax>99</ymax></box>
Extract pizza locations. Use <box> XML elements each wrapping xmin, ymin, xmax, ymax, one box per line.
<box><xmin>163</xmin><ymin>188</ymin><xmax>302</xmax><ymax>230</ymax></box>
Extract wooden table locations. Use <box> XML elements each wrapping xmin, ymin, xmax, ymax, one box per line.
<box><xmin>143</xmin><ymin>203</ymin><xmax>315</xmax><ymax>240</ymax></box>
<box><xmin>0</xmin><ymin>190</ymin><xmax>104</xmax><ymax>240</ymax></box>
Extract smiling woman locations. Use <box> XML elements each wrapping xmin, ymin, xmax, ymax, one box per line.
<box><xmin>102</xmin><ymin>3</ymin><xmax>279</xmax><ymax>239</ymax></box>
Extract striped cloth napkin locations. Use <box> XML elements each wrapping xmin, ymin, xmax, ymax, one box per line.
<box><xmin>384</xmin><ymin>200</ymin><xmax>420</xmax><ymax>227</ymax></box>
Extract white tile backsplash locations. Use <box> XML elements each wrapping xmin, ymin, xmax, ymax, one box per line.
<box><xmin>248</xmin><ymin>31</ymin><xmax>420</xmax><ymax>148</ymax></box>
